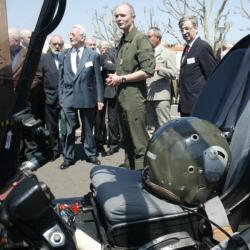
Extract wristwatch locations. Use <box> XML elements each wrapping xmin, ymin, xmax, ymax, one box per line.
<box><xmin>121</xmin><ymin>77</ymin><xmax>126</xmax><ymax>84</ymax></box>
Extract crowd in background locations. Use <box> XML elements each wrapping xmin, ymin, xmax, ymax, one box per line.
<box><xmin>8</xmin><ymin>2</ymin><xmax>234</xmax><ymax>170</ymax></box>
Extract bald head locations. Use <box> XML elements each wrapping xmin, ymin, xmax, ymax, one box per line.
<box><xmin>114</xmin><ymin>3</ymin><xmax>136</xmax><ymax>34</ymax></box>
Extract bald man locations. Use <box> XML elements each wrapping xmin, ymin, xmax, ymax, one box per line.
<box><xmin>106</xmin><ymin>3</ymin><xmax>155</xmax><ymax>170</ymax></box>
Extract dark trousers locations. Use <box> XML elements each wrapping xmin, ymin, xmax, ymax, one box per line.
<box><xmin>94</xmin><ymin>104</ymin><xmax>107</xmax><ymax>146</ymax></box>
<box><xmin>106</xmin><ymin>97</ymin><xmax>120</xmax><ymax>148</ymax></box>
<box><xmin>63</xmin><ymin>107</ymin><xmax>97</xmax><ymax>163</ymax></box>
<box><xmin>45</xmin><ymin>103</ymin><xmax>60</xmax><ymax>154</ymax></box>
<box><xmin>180</xmin><ymin>112</ymin><xmax>191</xmax><ymax>117</ymax></box>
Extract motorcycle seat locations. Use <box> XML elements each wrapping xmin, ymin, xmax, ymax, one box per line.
<box><xmin>90</xmin><ymin>166</ymin><xmax>185</xmax><ymax>226</ymax></box>
<box><xmin>90</xmin><ymin>165</ymin><xmax>199</xmax><ymax>247</ymax></box>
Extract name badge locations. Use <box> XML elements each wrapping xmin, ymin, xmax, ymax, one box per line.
<box><xmin>187</xmin><ymin>57</ymin><xmax>195</xmax><ymax>64</ymax></box>
<box><xmin>85</xmin><ymin>61</ymin><xmax>93</xmax><ymax>68</ymax></box>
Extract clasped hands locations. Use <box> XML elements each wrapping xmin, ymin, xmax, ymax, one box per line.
<box><xmin>106</xmin><ymin>73</ymin><xmax>122</xmax><ymax>87</ymax></box>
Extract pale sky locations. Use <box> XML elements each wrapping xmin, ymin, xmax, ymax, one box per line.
<box><xmin>6</xmin><ymin>0</ymin><xmax>250</xmax><ymax>45</ymax></box>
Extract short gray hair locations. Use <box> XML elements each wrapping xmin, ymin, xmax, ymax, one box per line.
<box><xmin>148</xmin><ymin>26</ymin><xmax>162</xmax><ymax>39</ymax></box>
<box><xmin>114</xmin><ymin>2</ymin><xmax>136</xmax><ymax>17</ymax></box>
<box><xmin>179</xmin><ymin>15</ymin><xmax>198</xmax><ymax>29</ymax></box>
<box><xmin>8</xmin><ymin>27</ymin><xmax>21</xmax><ymax>40</ymax></box>
<box><xmin>72</xmin><ymin>24</ymin><xmax>86</xmax><ymax>37</ymax></box>
<box><xmin>20</xmin><ymin>29</ymin><xmax>32</xmax><ymax>39</ymax></box>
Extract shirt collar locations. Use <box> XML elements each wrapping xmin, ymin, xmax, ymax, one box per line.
<box><xmin>123</xmin><ymin>27</ymin><xmax>138</xmax><ymax>42</ymax></box>
<box><xmin>11</xmin><ymin>46</ymin><xmax>21</xmax><ymax>57</ymax></box>
<box><xmin>187</xmin><ymin>35</ymin><xmax>199</xmax><ymax>48</ymax></box>
<box><xmin>72</xmin><ymin>46</ymin><xmax>84</xmax><ymax>53</ymax></box>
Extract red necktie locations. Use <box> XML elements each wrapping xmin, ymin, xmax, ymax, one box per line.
<box><xmin>181</xmin><ymin>45</ymin><xmax>190</xmax><ymax>63</ymax></box>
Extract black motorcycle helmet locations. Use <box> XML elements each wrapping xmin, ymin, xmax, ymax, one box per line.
<box><xmin>143</xmin><ymin>117</ymin><xmax>231</xmax><ymax>205</ymax></box>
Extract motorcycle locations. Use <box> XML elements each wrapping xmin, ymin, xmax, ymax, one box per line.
<box><xmin>1</xmin><ymin>0</ymin><xmax>250</xmax><ymax>249</ymax></box>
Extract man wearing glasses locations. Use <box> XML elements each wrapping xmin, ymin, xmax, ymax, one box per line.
<box><xmin>40</xmin><ymin>34</ymin><xmax>64</xmax><ymax>160</ymax></box>
<box><xmin>178</xmin><ymin>15</ymin><xmax>217</xmax><ymax>117</ymax></box>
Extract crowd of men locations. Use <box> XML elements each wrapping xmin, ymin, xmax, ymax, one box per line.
<box><xmin>10</xmin><ymin>2</ymin><xmax>225</xmax><ymax>170</ymax></box>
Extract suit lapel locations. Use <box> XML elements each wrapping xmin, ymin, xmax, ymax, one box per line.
<box><xmin>181</xmin><ymin>38</ymin><xmax>200</xmax><ymax>67</ymax></box>
<box><xmin>48</xmin><ymin>52</ymin><xmax>58</xmax><ymax>72</ymax></box>
<box><xmin>74</xmin><ymin>48</ymin><xmax>91</xmax><ymax>80</ymax></box>
<box><xmin>64</xmin><ymin>49</ymin><xmax>74</xmax><ymax>76</ymax></box>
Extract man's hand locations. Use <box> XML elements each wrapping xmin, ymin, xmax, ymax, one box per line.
<box><xmin>106</xmin><ymin>73</ymin><xmax>122</xmax><ymax>87</ymax></box>
<box><xmin>155</xmin><ymin>66</ymin><xmax>160</xmax><ymax>73</ymax></box>
<box><xmin>97</xmin><ymin>102</ymin><xmax>104</xmax><ymax>111</ymax></box>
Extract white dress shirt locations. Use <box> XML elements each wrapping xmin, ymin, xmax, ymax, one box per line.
<box><xmin>71</xmin><ymin>47</ymin><xmax>84</xmax><ymax>74</ymax></box>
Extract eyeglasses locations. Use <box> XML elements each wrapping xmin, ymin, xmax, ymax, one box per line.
<box><xmin>180</xmin><ymin>27</ymin><xmax>194</xmax><ymax>33</ymax></box>
<box><xmin>52</xmin><ymin>42</ymin><xmax>63</xmax><ymax>46</ymax></box>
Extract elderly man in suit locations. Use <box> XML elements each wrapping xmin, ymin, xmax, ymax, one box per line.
<box><xmin>9</xmin><ymin>28</ymin><xmax>29</xmax><ymax>90</ymax></box>
<box><xmin>40</xmin><ymin>34</ymin><xmax>64</xmax><ymax>160</ymax></box>
<box><xmin>178</xmin><ymin>15</ymin><xmax>217</xmax><ymax>117</ymax></box>
<box><xmin>146</xmin><ymin>27</ymin><xmax>177</xmax><ymax>131</ymax></box>
<box><xmin>59</xmin><ymin>25</ymin><xmax>104</xmax><ymax>169</ymax></box>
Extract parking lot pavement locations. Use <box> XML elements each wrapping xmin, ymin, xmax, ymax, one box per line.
<box><xmin>36</xmin><ymin>105</ymin><xmax>180</xmax><ymax>199</ymax></box>
<box><xmin>36</xmin><ymin>144</ymin><xmax>124</xmax><ymax>198</ymax></box>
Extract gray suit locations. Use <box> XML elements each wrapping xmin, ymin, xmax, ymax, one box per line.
<box><xmin>59</xmin><ymin>47</ymin><xmax>104</xmax><ymax>163</ymax></box>
<box><xmin>146</xmin><ymin>45</ymin><xmax>177</xmax><ymax>129</ymax></box>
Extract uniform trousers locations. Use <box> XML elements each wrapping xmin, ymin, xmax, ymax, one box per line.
<box><xmin>118</xmin><ymin>85</ymin><xmax>149</xmax><ymax>170</ymax></box>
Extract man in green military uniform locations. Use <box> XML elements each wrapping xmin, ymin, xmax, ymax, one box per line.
<box><xmin>106</xmin><ymin>3</ymin><xmax>155</xmax><ymax>170</ymax></box>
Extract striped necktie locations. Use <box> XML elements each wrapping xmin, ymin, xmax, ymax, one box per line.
<box><xmin>76</xmin><ymin>49</ymin><xmax>80</xmax><ymax>68</ymax></box>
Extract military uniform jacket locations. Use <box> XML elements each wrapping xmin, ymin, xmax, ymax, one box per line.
<box><xmin>147</xmin><ymin>44</ymin><xmax>177</xmax><ymax>101</ymax></box>
<box><xmin>179</xmin><ymin>37</ymin><xmax>217</xmax><ymax>114</ymax></box>
<box><xmin>59</xmin><ymin>47</ymin><xmax>104</xmax><ymax>109</ymax></box>
<box><xmin>116</xmin><ymin>27</ymin><xmax>155</xmax><ymax>96</ymax></box>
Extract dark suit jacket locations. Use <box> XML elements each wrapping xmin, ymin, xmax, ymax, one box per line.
<box><xmin>59</xmin><ymin>47</ymin><xmax>104</xmax><ymax>108</ymax></box>
<box><xmin>179</xmin><ymin>37</ymin><xmax>217</xmax><ymax>114</ymax></box>
<box><xmin>102</xmin><ymin>48</ymin><xmax>117</xmax><ymax>99</ymax></box>
<box><xmin>40</xmin><ymin>51</ymin><xmax>60</xmax><ymax>105</ymax></box>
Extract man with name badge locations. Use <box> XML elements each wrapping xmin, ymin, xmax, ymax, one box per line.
<box><xmin>178</xmin><ymin>15</ymin><xmax>217</xmax><ymax>117</ymax></box>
